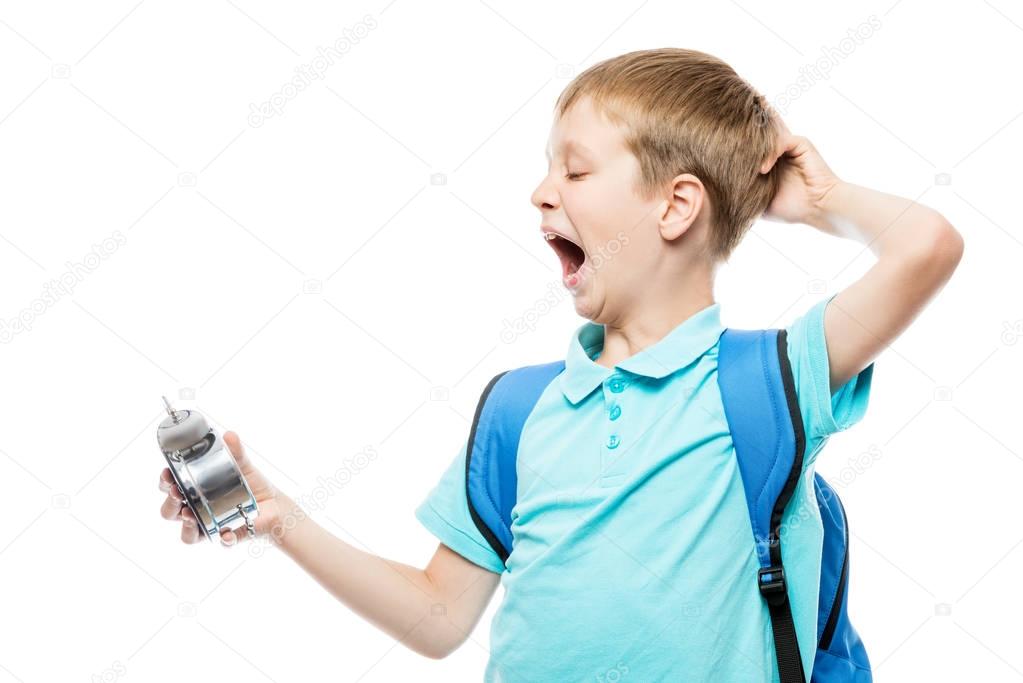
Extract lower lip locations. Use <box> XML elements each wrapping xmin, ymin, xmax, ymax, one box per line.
<box><xmin>564</xmin><ymin>266</ymin><xmax>585</xmax><ymax>290</ymax></box>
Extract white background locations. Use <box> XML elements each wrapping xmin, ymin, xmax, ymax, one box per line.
<box><xmin>1</xmin><ymin>1</ymin><xmax>1020</xmax><ymax>681</ymax></box>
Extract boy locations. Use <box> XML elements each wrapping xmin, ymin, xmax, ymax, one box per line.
<box><xmin>159</xmin><ymin>48</ymin><xmax>963</xmax><ymax>680</ymax></box>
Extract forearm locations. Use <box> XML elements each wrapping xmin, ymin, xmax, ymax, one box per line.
<box><xmin>804</xmin><ymin>180</ymin><xmax>963</xmax><ymax>391</ymax></box>
<box><xmin>808</xmin><ymin>180</ymin><xmax>955</xmax><ymax>262</ymax></box>
<box><xmin>269</xmin><ymin>494</ymin><xmax>464</xmax><ymax>658</ymax></box>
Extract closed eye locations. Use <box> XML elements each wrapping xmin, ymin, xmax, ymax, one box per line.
<box><xmin>565</xmin><ymin>172</ymin><xmax>587</xmax><ymax>181</ymax></box>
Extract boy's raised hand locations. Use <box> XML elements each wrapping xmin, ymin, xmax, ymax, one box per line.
<box><xmin>753</xmin><ymin>105</ymin><xmax>963</xmax><ymax>397</ymax></box>
<box><xmin>158</xmin><ymin>430</ymin><xmax>283</xmax><ymax>546</ymax></box>
<box><xmin>758</xmin><ymin>113</ymin><xmax>842</xmax><ymax>231</ymax></box>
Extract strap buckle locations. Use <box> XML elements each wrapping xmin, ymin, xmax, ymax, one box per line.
<box><xmin>758</xmin><ymin>565</ymin><xmax>788</xmax><ymax>605</ymax></box>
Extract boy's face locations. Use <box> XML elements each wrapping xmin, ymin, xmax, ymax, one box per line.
<box><xmin>532</xmin><ymin>95</ymin><xmax>671</xmax><ymax>323</ymax></box>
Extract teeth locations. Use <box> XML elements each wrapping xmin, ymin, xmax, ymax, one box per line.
<box><xmin>545</xmin><ymin>233</ymin><xmax>557</xmax><ymax>240</ymax></box>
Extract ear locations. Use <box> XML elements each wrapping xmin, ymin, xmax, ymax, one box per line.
<box><xmin>657</xmin><ymin>173</ymin><xmax>705</xmax><ymax>241</ymax></box>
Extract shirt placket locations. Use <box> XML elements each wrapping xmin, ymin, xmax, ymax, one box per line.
<box><xmin>598</xmin><ymin>371</ymin><xmax>628</xmax><ymax>486</ymax></box>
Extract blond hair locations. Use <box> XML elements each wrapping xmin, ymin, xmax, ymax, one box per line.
<box><xmin>555</xmin><ymin>48</ymin><xmax>780</xmax><ymax>260</ymax></box>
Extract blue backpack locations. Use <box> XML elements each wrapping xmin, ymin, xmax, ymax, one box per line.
<box><xmin>463</xmin><ymin>328</ymin><xmax>871</xmax><ymax>682</ymax></box>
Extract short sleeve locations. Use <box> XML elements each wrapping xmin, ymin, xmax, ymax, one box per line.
<box><xmin>414</xmin><ymin>440</ymin><xmax>505</xmax><ymax>574</ymax></box>
<box><xmin>784</xmin><ymin>293</ymin><xmax>875</xmax><ymax>445</ymax></box>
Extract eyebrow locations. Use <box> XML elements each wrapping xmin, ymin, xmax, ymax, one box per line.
<box><xmin>545</xmin><ymin>140</ymin><xmax>594</xmax><ymax>162</ymax></box>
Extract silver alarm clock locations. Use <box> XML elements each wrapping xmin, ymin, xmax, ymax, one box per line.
<box><xmin>157</xmin><ymin>396</ymin><xmax>258</xmax><ymax>543</ymax></box>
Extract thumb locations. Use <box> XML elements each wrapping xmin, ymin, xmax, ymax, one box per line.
<box><xmin>222</xmin><ymin>430</ymin><xmax>273</xmax><ymax>498</ymax></box>
<box><xmin>222</xmin><ymin>430</ymin><xmax>252</xmax><ymax>472</ymax></box>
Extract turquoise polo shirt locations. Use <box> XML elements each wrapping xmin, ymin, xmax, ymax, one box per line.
<box><xmin>415</xmin><ymin>294</ymin><xmax>874</xmax><ymax>682</ymax></box>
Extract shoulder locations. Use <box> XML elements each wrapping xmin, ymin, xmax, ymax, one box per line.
<box><xmin>782</xmin><ymin>295</ymin><xmax>875</xmax><ymax>445</ymax></box>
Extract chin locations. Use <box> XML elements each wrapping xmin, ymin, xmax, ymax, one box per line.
<box><xmin>571</xmin><ymin>291</ymin><xmax>605</xmax><ymax>323</ymax></box>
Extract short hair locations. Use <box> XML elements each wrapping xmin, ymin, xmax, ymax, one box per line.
<box><xmin>555</xmin><ymin>48</ymin><xmax>780</xmax><ymax>260</ymax></box>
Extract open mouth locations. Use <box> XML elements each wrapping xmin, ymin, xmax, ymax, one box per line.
<box><xmin>543</xmin><ymin>232</ymin><xmax>587</xmax><ymax>281</ymax></box>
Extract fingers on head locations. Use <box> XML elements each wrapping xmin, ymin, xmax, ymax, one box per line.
<box><xmin>761</xmin><ymin>149</ymin><xmax>785</xmax><ymax>174</ymax></box>
<box><xmin>786</xmin><ymin>135</ymin><xmax>810</xmax><ymax>153</ymax></box>
<box><xmin>760</xmin><ymin>133</ymin><xmax>801</xmax><ymax>174</ymax></box>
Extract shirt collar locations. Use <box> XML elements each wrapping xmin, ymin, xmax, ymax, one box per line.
<box><xmin>559</xmin><ymin>302</ymin><xmax>725</xmax><ymax>404</ymax></box>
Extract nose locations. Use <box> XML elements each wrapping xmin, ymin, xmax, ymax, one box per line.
<box><xmin>530</xmin><ymin>173</ymin><xmax>559</xmax><ymax>212</ymax></box>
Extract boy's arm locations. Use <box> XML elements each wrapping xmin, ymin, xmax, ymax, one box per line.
<box><xmin>807</xmin><ymin>179</ymin><xmax>963</xmax><ymax>392</ymax></box>
<box><xmin>159</xmin><ymin>434</ymin><xmax>501</xmax><ymax>660</ymax></box>
<box><xmin>272</xmin><ymin>493</ymin><xmax>501</xmax><ymax>659</ymax></box>
<box><xmin>760</xmin><ymin>130</ymin><xmax>964</xmax><ymax>392</ymax></box>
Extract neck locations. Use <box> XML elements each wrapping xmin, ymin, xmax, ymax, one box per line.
<box><xmin>594</xmin><ymin>263</ymin><xmax>717</xmax><ymax>369</ymax></box>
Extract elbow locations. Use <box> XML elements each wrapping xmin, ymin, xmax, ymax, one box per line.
<box><xmin>416</xmin><ymin>639</ymin><xmax>459</xmax><ymax>660</ymax></box>
<box><xmin>407</xmin><ymin>618</ymin><xmax>465</xmax><ymax>660</ymax></box>
<box><xmin>404</xmin><ymin>636</ymin><xmax>449</xmax><ymax>660</ymax></box>
<box><xmin>417</xmin><ymin>646</ymin><xmax>448</xmax><ymax>661</ymax></box>
<box><xmin>908</xmin><ymin>218</ymin><xmax>964</xmax><ymax>284</ymax></box>
<box><xmin>935</xmin><ymin>220</ymin><xmax>965</xmax><ymax>272</ymax></box>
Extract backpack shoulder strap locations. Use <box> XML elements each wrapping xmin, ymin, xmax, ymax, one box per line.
<box><xmin>718</xmin><ymin>327</ymin><xmax>808</xmax><ymax>683</ymax></box>
<box><xmin>465</xmin><ymin>360</ymin><xmax>565</xmax><ymax>567</ymax></box>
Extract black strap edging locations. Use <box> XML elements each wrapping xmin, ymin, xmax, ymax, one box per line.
<box><xmin>464</xmin><ymin>370</ymin><xmax>510</xmax><ymax>565</ymax></box>
<box><xmin>819</xmin><ymin>490</ymin><xmax>850</xmax><ymax>651</ymax></box>
<box><xmin>760</xmin><ymin>330</ymin><xmax>807</xmax><ymax>683</ymax></box>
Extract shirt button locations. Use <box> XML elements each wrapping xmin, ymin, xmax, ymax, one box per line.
<box><xmin>609</xmin><ymin>405</ymin><xmax>622</xmax><ymax>421</ymax></box>
<box><xmin>607</xmin><ymin>434</ymin><xmax>621</xmax><ymax>449</ymax></box>
<box><xmin>608</xmin><ymin>378</ymin><xmax>625</xmax><ymax>393</ymax></box>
